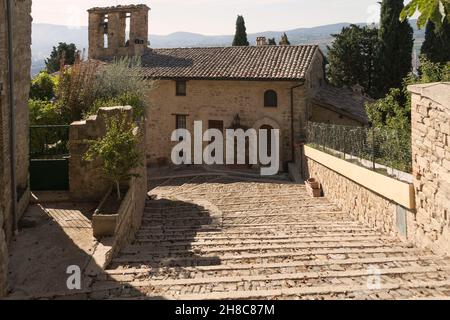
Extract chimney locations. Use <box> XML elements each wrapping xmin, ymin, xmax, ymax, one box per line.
<box><xmin>256</xmin><ymin>36</ymin><xmax>268</xmax><ymax>46</ymax></box>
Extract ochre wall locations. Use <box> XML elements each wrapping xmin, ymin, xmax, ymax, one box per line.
<box><xmin>409</xmin><ymin>83</ymin><xmax>450</xmax><ymax>255</ymax></box>
<box><xmin>0</xmin><ymin>0</ymin><xmax>32</xmax><ymax>297</ymax></box>
<box><xmin>146</xmin><ymin>79</ymin><xmax>307</xmax><ymax>169</ymax></box>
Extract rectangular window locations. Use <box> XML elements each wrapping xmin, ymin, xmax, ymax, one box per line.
<box><xmin>208</xmin><ymin>120</ymin><xmax>224</xmax><ymax>133</ymax></box>
<box><xmin>175</xmin><ymin>115</ymin><xmax>187</xmax><ymax>130</ymax></box>
<box><xmin>176</xmin><ymin>80</ymin><xmax>187</xmax><ymax>96</ymax></box>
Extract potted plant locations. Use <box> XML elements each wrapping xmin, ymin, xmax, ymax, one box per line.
<box><xmin>84</xmin><ymin>115</ymin><xmax>141</xmax><ymax>238</ymax></box>
<box><xmin>306</xmin><ymin>178</ymin><xmax>322</xmax><ymax>198</ymax></box>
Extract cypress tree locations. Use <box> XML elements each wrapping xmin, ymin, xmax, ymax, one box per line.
<box><xmin>279</xmin><ymin>33</ymin><xmax>291</xmax><ymax>45</ymax></box>
<box><xmin>232</xmin><ymin>15</ymin><xmax>249</xmax><ymax>46</ymax></box>
<box><xmin>421</xmin><ymin>20</ymin><xmax>450</xmax><ymax>64</ymax></box>
<box><xmin>327</xmin><ymin>25</ymin><xmax>379</xmax><ymax>97</ymax></box>
<box><xmin>268</xmin><ymin>38</ymin><xmax>276</xmax><ymax>45</ymax></box>
<box><xmin>376</xmin><ymin>0</ymin><xmax>414</xmax><ymax>97</ymax></box>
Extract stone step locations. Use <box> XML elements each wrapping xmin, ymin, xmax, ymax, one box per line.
<box><xmin>104</xmin><ymin>255</ymin><xmax>445</xmax><ymax>281</ymax></box>
<box><xmin>119</xmin><ymin>241</ymin><xmax>413</xmax><ymax>257</ymax></box>
<box><xmin>135</xmin><ymin>230</ymin><xmax>385</xmax><ymax>241</ymax></box>
<box><xmin>177</xmin><ymin>192</ymin><xmax>312</xmax><ymax>202</ymax></box>
<box><xmin>138</xmin><ymin>222</ymin><xmax>371</xmax><ymax>233</ymax></box>
<box><xmin>141</xmin><ymin>213</ymin><xmax>350</xmax><ymax>225</ymax></box>
<box><xmin>111</xmin><ymin>247</ymin><xmax>423</xmax><ymax>266</ymax></box>
<box><xmin>132</xmin><ymin>235</ymin><xmax>393</xmax><ymax>247</ymax></box>
<box><xmin>138</xmin><ymin>225</ymin><xmax>376</xmax><ymax>236</ymax></box>
<box><xmin>145</xmin><ymin>197</ymin><xmax>331</xmax><ymax>209</ymax></box>
<box><xmin>92</xmin><ymin>266</ymin><xmax>450</xmax><ymax>299</ymax></box>
<box><xmin>144</xmin><ymin>204</ymin><xmax>340</xmax><ymax>214</ymax></box>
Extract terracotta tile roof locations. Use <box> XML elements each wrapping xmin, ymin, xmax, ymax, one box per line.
<box><xmin>140</xmin><ymin>45</ymin><xmax>320</xmax><ymax>81</ymax></box>
<box><xmin>312</xmin><ymin>84</ymin><xmax>372</xmax><ymax>124</ymax></box>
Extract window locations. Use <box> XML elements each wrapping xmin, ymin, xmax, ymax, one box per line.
<box><xmin>208</xmin><ymin>120</ymin><xmax>224</xmax><ymax>158</ymax></box>
<box><xmin>175</xmin><ymin>114</ymin><xmax>187</xmax><ymax>129</ymax></box>
<box><xmin>208</xmin><ymin>120</ymin><xmax>224</xmax><ymax>133</ymax></box>
<box><xmin>264</xmin><ymin>90</ymin><xmax>278</xmax><ymax>107</ymax></box>
<box><xmin>176</xmin><ymin>80</ymin><xmax>187</xmax><ymax>96</ymax></box>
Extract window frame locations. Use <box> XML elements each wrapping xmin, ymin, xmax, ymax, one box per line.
<box><xmin>264</xmin><ymin>90</ymin><xmax>278</xmax><ymax>107</ymax></box>
<box><xmin>175</xmin><ymin>114</ymin><xmax>187</xmax><ymax>130</ymax></box>
<box><xmin>175</xmin><ymin>80</ymin><xmax>187</xmax><ymax>96</ymax></box>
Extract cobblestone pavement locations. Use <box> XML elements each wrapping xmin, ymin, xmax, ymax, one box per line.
<box><xmin>90</xmin><ymin>174</ymin><xmax>450</xmax><ymax>300</ymax></box>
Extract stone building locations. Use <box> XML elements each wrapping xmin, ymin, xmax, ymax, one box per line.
<box><xmin>88</xmin><ymin>4</ymin><xmax>369</xmax><ymax>168</ymax></box>
<box><xmin>0</xmin><ymin>0</ymin><xmax>32</xmax><ymax>296</ymax></box>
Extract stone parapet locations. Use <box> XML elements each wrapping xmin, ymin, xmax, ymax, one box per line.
<box><xmin>303</xmin><ymin>146</ymin><xmax>415</xmax><ymax>238</ymax></box>
<box><xmin>409</xmin><ymin>82</ymin><xmax>450</xmax><ymax>255</ymax></box>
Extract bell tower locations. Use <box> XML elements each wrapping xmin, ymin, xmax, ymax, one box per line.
<box><xmin>88</xmin><ymin>4</ymin><xmax>150</xmax><ymax>60</ymax></box>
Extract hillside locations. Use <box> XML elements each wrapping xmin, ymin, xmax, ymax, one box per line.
<box><xmin>31</xmin><ymin>21</ymin><xmax>424</xmax><ymax>76</ymax></box>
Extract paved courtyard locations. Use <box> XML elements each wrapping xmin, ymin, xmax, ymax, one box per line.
<box><xmin>90</xmin><ymin>173</ymin><xmax>450</xmax><ymax>300</ymax></box>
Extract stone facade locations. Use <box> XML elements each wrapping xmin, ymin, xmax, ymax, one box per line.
<box><xmin>147</xmin><ymin>80</ymin><xmax>305</xmax><ymax>168</ymax></box>
<box><xmin>0</xmin><ymin>0</ymin><xmax>32</xmax><ymax>297</ymax></box>
<box><xmin>146</xmin><ymin>52</ymin><xmax>326</xmax><ymax>169</ymax></box>
<box><xmin>409</xmin><ymin>83</ymin><xmax>450</xmax><ymax>255</ymax></box>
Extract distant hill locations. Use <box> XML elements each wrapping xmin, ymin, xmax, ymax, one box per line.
<box><xmin>31</xmin><ymin>21</ymin><xmax>424</xmax><ymax>76</ymax></box>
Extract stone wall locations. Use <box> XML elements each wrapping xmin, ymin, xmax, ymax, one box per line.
<box><xmin>69</xmin><ymin>106</ymin><xmax>135</xmax><ymax>201</ymax></box>
<box><xmin>0</xmin><ymin>0</ymin><xmax>32</xmax><ymax>297</ymax></box>
<box><xmin>303</xmin><ymin>155</ymin><xmax>415</xmax><ymax>237</ymax></box>
<box><xmin>69</xmin><ymin>106</ymin><xmax>148</xmax><ymax>268</ymax></box>
<box><xmin>146</xmin><ymin>79</ymin><xmax>308</xmax><ymax>169</ymax></box>
<box><xmin>409</xmin><ymin>83</ymin><xmax>450</xmax><ymax>255</ymax></box>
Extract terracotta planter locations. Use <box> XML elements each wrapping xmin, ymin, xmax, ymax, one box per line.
<box><xmin>92</xmin><ymin>213</ymin><xmax>118</xmax><ymax>238</ymax></box>
<box><xmin>306</xmin><ymin>178</ymin><xmax>322</xmax><ymax>198</ymax></box>
<box><xmin>92</xmin><ymin>188</ymin><xmax>123</xmax><ymax>239</ymax></box>
<box><xmin>306</xmin><ymin>178</ymin><xmax>320</xmax><ymax>189</ymax></box>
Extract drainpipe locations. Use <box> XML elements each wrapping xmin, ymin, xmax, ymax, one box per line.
<box><xmin>290</xmin><ymin>82</ymin><xmax>305</xmax><ymax>163</ymax></box>
<box><xmin>6</xmin><ymin>0</ymin><xmax>18</xmax><ymax>232</ymax></box>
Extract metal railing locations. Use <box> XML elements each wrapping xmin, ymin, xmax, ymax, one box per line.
<box><xmin>306</xmin><ymin>122</ymin><xmax>412</xmax><ymax>174</ymax></box>
<box><xmin>30</xmin><ymin>125</ymin><xmax>70</xmax><ymax>158</ymax></box>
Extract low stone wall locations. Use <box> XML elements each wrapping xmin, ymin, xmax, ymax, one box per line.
<box><xmin>70</xmin><ymin>106</ymin><xmax>148</xmax><ymax>269</ymax></box>
<box><xmin>69</xmin><ymin>106</ymin><xmax>134</xmax><ymax>201</ymax></box>
<box><xmin>109</xmin><ymin>125</ymin><xmax>147</xmax><ymax>261</ymax></box>
<box><xmin>409</xmin><ymin>83</ymin><xmax>450</xmax><ymax>255</ymax></box>
<box><xmin>303</xmin><ymin>146</ymin><xmax>415</xmax><ymax>238</ymax></box>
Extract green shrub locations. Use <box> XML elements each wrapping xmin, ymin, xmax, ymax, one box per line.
<box><xmin>84</xmin><ymin>115</ymin><xmax>141</xmax><ymax>201</ymax></box>
<box><xmin>29</xmin><ymin>99</ymin><xmax>64</xmax><ymax>125</ymax></box>
<box><xmin>30</xmin><ymin>72</ymin><xmax>58</xmax><ymax>101</ymax></box>
<box><xmin>85</xmin><ymin>92</ymin><xmax>145</xmax><ymax>119</ymax></box>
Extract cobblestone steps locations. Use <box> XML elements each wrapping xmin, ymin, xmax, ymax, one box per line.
<box><xmin>90</xmin><ymin>174</ymin><xmax>450</xmax><ymax>300</ymax></box>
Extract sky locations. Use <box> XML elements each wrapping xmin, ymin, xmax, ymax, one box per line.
<box><xmin>32</xmin><ymin>0</ymin><xmax>395</xmax><ymax>35</ymax></box>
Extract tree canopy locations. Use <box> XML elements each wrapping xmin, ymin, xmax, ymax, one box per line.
<box><xmin>45</xmin><ymin>42</ymin><xmax>78</xmax><ymax>73</ymax></box>
<box><xmin>401</xmin><ymin>0</ymin><xmax>449</xmax><ymax>29</ymax></box>
<box><xmin>376</xmin><ymin>0</ymin><xmax>414</xmax><ymax>97</ymax></box>
<box><xmin>421</xmin><ymin>19</ymin><xmax>450</xmax><ymax>63</ymax></box>
<box><xmin>232</xmin><ymin>15</ymin><xmax>249</xmax><ymax>46</ymax></box>
<box><xmin>327</xmin><ymin>25</ymin><xmax>379</xmax><ymax>97</ymax></box>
